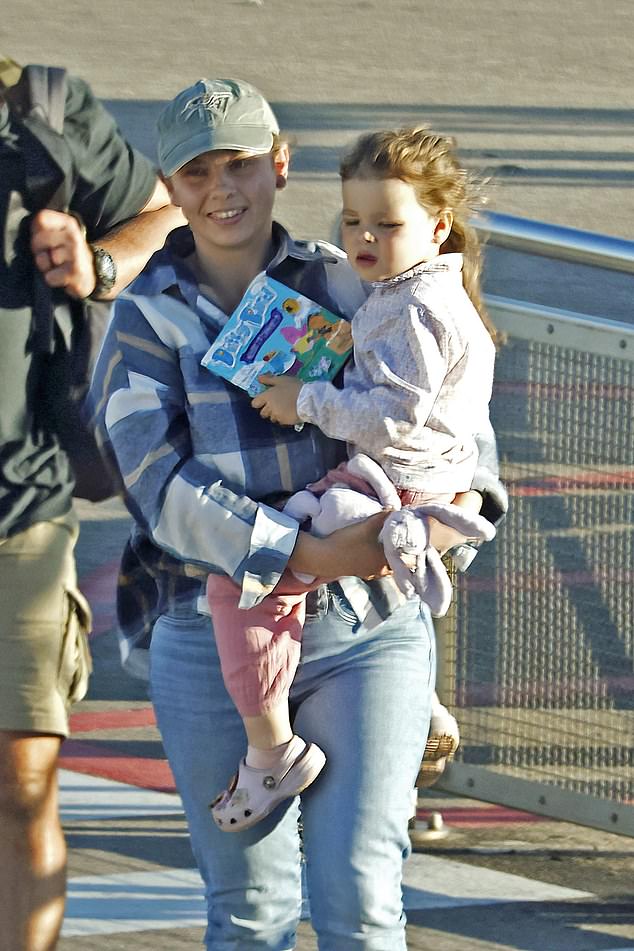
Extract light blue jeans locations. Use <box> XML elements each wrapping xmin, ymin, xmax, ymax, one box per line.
<box><xmin>150</xmin><ymin>585</ymin><xmax>435</xmax><ymax>950</ymax></box>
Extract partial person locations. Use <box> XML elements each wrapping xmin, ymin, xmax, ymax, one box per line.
<box><xmin>89</xmin><ymin>75</ymin><xmax>507</xmax><ymax>949</ymax></box>
<box><xmin>209</xmin><ymin>126</ymin><xmax>499</xmax><ymax>829</ymax></box>
<box><xmin>0</xmin><ymin>58</ymin><xmax>183</xmax><ymax>951</ymax></box>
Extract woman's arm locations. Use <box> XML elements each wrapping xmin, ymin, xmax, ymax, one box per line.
<box><xmin>289</xmin><ymin>510</ymin><xmax>391</xmax><ymax>580</ymax></box>
<box><xmin>471</xmin><ymin>418</ymin><xmax>509</xmax><ymax>526</ymax></box>
<box><xmin>446</xmin><ymin>420</ymin><xmax>508</xmax><ymax>571</ymax></box>
<box><xmin>88</xmin><ymin>296</ymin><xmax>300</xmax><ymax>608</ymax></box>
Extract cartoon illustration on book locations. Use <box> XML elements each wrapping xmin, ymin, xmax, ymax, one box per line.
<box><xmin>201</xmin><ymin>274</ymin><xmax>353</xmax><ymax>396</ymax></box>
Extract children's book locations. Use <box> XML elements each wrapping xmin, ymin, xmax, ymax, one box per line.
<box><xmin>200</xmin><ymin>274</ymin><xmax>353</xmax><ymax>396</ymax></box>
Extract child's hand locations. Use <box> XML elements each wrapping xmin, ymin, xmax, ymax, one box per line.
<box><xmin>252</xmin><ymin>375</ymin><xmax>303</xmax><ymax>426</ymax></box>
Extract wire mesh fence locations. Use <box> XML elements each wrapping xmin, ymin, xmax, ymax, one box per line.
<box><xmin>443</xmin><ymin>328</ymin><xmax>634</xmax><ymax>811</ymax></box>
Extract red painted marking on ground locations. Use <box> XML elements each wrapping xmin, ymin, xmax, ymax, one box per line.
<box><xmin>78</xmin><ymin>559</ymin><xmax>119</xmax><ymax>638</ymax></box>
<box><xmin>60</xmin><ymin>739</ymin><xmax>175</xmax><ymax>793</ymax></box>
<box><xmin>417</xmin><ymin>805</ymin><xmax>544</xmax><ymax>826</ymax></box>
<box><xmin>70</xmin><ymin>707</ymin><xmax>156</xmax><ymax>733</ymax></box>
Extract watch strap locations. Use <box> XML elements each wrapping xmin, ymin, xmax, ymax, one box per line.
<box><xmin>89</xmin><ymin>244</ymin><xmax>117</xmax><ymax>298</ymax></box>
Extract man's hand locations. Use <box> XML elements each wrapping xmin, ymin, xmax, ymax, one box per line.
<box><xmin>251</xmin><ymin>374</ymin><xmax>303</xmax><ymax>426</ymax></box>
<box><xmin>30</xmin><ymin>209</ymin><xmax>96</xmax><ymax>299</ymax></box>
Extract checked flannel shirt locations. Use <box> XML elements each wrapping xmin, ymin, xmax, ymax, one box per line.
<box><xmin>88</xmin><ymin>223</ymin><xmax>507</xmax><ymax>679</ymax></box>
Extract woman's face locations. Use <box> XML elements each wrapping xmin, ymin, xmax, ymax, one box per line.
<box><xmin>165</xmin><ymin>147</ymin><xmax>289</xmax><ymax>255</ymax></box>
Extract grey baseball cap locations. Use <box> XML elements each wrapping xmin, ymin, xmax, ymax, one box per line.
<box><xmin>158</xmin><ymin>78</ymin><xmax>279</xmax><ymax>176</ymax></box>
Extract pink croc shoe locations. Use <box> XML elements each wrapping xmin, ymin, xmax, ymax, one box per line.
<box><xmin>210</xmin><ymin>735</ymin><xmax>326</xmax><ymax>832</ymax></box>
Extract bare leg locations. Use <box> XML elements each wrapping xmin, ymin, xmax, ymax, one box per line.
<box><xmin>0</xmin><ymin>732</ymin><xmax>66</xmax><ymax>951</ymax></box>
<box><xmin>211</xmin><ymin>702</ymin><xmax>325</xmax><ymax>832</ymax></box>
<box><xmin>243</xmin><ymin>702</ymin><xmax>293</xmax><ymax>752</ymax></box>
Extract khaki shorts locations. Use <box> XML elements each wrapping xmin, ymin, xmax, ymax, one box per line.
<box><xmin>0</xmin><ymin>511</ymin><xmax>93</xmax><ymax>737</ymax></box>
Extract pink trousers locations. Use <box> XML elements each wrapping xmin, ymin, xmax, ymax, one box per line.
<box><xmin>206</xmin><ymin>571</ymin><xmax>321</xmax><ymax>718</ymax></box>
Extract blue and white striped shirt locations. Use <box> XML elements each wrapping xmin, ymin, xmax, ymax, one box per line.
<box><xmin>88</xmin><ymin>224</ymin><xmax>506</xmax><ymax>678</ymax></box>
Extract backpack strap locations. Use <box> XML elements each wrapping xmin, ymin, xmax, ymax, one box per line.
<box><xmin>5</xmin><ymin>65</ymin><xmax>71</xmax><ymax>353</ymax></box>
<box><xmin>4</xmin><ymin>63</ymin><xmax>67</xmax><ymax>133</ymax></box>
<box><xmin>5</xmin><ymin>64</ymin><xmax>70</xmax><ymax>210</ymax></box>
<box><xmin>20</xmin><ymin>64</ymin><xmax>67</xmax><ymax>133</ymax></box>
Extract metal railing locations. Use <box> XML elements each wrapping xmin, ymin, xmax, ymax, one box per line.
<box><xmin>434</xmin><ymin>213</ymin><xmax>634</xmax><ymax>838</ymax></box>
<box><xmin>477</xmin><ymin>211</ymin><xmax>634</xmax><ymax>275</ymax></box>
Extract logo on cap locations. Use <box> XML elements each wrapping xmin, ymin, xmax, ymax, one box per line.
<box><xmin>181</xmin><ymin>89</ymin><xmax>232</xmax><ymax>125</ymax></box>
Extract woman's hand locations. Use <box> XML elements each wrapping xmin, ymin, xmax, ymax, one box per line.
<box><xmin>427</xmin><ymin>490</ymin><xmax>483</xmax><ymax>554</ymax></box>
<box><xmin>252</xmin><ymin>375</ymin><xmax>303</xmax><ymax>426</ymax></box>
<box><xmin>289</xmin><ymin>510</ymin><xmax>392</xmax><ymax>581</ymax></box>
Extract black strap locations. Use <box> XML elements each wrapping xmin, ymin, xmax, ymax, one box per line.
<box><xmin>14</xmin><ymin>65</ymin><xmax>70</xmax><ymax>213</ymax></box>
<box><xmin>6</xmin><ymin>65</ymin><xmax>70</xmax><ymax>354</ymax></box>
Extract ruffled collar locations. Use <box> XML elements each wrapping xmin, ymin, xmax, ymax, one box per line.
<box><xmin>371</xmin><ymin>252</ymin><xmax>464</xmax><ymax>288</ymax></box>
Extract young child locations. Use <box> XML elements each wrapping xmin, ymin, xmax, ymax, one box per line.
<box><xmin>208</xmin><ymin>126</ymin><xmax>498</xmax><ymax>830</ymax></box>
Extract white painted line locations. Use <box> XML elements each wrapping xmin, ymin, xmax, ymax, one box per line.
<box><xmin>402</xmin><ymin>853</ymin><xmax>593</xmax><ymax>908</ymax></box>
<box><xmin>59</xmin><ymin>769</ymin><xmax>182</xmax><ymax>821</ymax></box>
<box><xmin>62</xmin><ymin>853</ymin><xmax>594</xmax><ymax>937</ymax></box>
<box><xmin>60</xmin><ymin>770</ymin><xmax>596</xmax><ymax>937</ymax></box>
<box><xmin>62</xmin><ymin>869</ymin><xmax>205</xmax><ymax>936</ymax></box>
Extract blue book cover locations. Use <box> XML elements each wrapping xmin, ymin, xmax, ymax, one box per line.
<box><xmin>201</xmin><ymin>274</ymin><xmax>353</xmax><ymax>396</ymax></box>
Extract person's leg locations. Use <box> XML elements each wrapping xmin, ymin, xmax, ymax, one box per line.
<box><xmin>206</xmin><ymin>575</ymin><xmax>326</xmax><ymax>830</ymax></box>
<box><xmin>0</xmin><ymin>733</ymin><xmax>65</xmax><ymax>951</ymax></box>
<box><xmin>0</xmin><ymin>512</ymin><xmax>90</xmax><ymax>951</ymax></box>
<box><xmin>206</xmin><ymin>574</ymin><xmax>306</xmax><ymax>723</ymax></box>
<box><xmin>150</xmin><ymin>611</ymin><xmax>304</xmax><ymax>949</ymax></box>
<box><xmin>293</xmin><ymin>591</ymin><xmax>435</xmax><ymax>951</ymax></box>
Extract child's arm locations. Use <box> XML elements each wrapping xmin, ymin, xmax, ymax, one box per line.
<box><xmin>251</xmin><ymin>291</ymin><xmax>451</xmax><ymax>442</ymax></box>
<box><xmin>288</xmin><ymin>302</ymin><xmax>448</xmax><ymax>446</ymax></box>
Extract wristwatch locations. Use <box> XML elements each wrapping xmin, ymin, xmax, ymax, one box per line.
<box><xmin>89</xmin><ymin>245</ymin><xmax>117</xmax><ymax>297</ymax></box>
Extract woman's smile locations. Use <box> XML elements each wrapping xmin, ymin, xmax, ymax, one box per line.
<box><xmin>207</xmin><ymin>207</ymin><xmax>248</xmax><ymax>223</ymax></box>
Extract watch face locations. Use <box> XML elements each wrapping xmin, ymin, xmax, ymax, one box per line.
<box><xmin>93</xmin><ymin>247</ymin><xmax>117</xmax><ymax>291</ymax></box>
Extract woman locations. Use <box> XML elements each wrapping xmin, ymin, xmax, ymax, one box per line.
<box><xmin>89</xmin><ymin>76</ymin><xmax>506</xmax><ymax>950</ymax></box>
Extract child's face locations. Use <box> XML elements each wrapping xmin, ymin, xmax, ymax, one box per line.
<box><xmin>165</xmin><ymin>147</ymin><xmax>289</xmax><ymax>254</ymax></box>
<box><xmin>341</xmin><ymin>176</ymin><xmax>451</xmax><ymax>282</ymax></box>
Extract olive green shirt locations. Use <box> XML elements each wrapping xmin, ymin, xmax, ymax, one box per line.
<box><xmin>0</xmin><ymin>75</ymin><xmax>156</xmax><ymax>538</ymax></box>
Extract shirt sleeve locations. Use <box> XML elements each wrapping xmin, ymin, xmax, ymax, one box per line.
<box><xmin>297</xmin><ymin>301</ymin><xmax>449</xmax><ymax>452</ymax></box>
<box><xmin>87</xmin><ymin>296</ymin><xmax>299</xmax><ymax>608</ymax></box>
<box><xmin>63</xmin><ymin>76</ymin><xmax>156</xmax><ymax>238</ymax></box>
<box><xmin>471</xmin><ymin>417</ymin><xmax>509</xmax><ymax>525</ymax></box>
